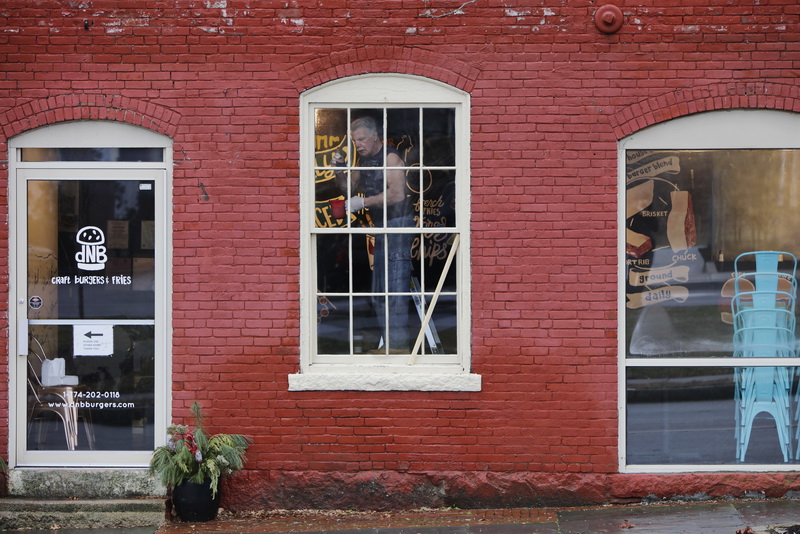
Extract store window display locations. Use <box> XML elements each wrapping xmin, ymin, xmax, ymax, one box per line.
<box><xmin>621</xmin><ymin>111</ymin><xmax>800</xmax><ymax>468</ymax></box>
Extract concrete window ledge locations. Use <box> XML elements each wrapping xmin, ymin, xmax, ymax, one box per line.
<box><xmin>288</xmin><ymin>373</ymin><xmax>482</xmax><ymax>392</ymax></box>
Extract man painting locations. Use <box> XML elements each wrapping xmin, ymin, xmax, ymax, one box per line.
<box><xmin>337</xmin><ymin>116</ymin><xmax>414</xmax><ymax>354</ymax></box>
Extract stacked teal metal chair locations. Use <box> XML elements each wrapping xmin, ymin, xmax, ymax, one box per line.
<box><xmin>731</xmin><ymin>251</ymin><xmax>797</xmax><ymax>462</ymax></box>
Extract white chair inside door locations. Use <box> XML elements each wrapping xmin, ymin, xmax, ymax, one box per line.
<box><xmin>27</xmin><ymin>336</ymin><xmax>94</xmax><ymax>450</ymax></box>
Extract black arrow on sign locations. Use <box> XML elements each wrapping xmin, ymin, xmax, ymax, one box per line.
<box><xmin>84</xmin><ymin>331</ymin><xmax>104</xmax><ymax>338</ymax></box>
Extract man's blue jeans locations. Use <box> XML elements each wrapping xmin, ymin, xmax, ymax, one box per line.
<box><xmin>372</xmin><ymin>217</ymin><xmax>414</xmax><ymax>351</ymax></box>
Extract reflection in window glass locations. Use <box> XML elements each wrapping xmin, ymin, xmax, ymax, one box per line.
<box><xmin>313</xmin><ymin>106</ymin><xmax>458</xmax><ymax>359</ymax></box>
<box><xmin>627</xmin><ymin>367</ymin><xmax>797</xmax><ymax>465</ymax></box>
<box><xmin>27</xmin><ymin>324</ymin><xmax>155</xmax><ymax>451</ymax></box>
<box><xmin>625</xmin><ymin>149</ymin><xmax>800</xmax><ymax>358</ymax></box>
<box><xmin>624</xmin><ymin>148</ymin><xmax>800</xmax><ymax>468</ymax></box>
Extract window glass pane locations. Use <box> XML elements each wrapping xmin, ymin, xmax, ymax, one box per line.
<box><xmin>27</xmin><ymin>180</ymin><xmax>155</xmax><ymax>321</ymax></box>
<box><xmin>27</xmin><ymin>323</ymin><xmax>155</xmax><ymax>451</ymax></box>
<box><xmin>626</xmin><ymin>367</ymin><xmax>796</xmax><ymax>465</ymax></box>
<box><xmin>392</xmin><ymin>105</ymin><xmax>422</xmax><ymax>229</ymax></box>
<box><xmin>353</xmin><ymin>235</ymin><xmax>373</xmax><ymax>293</ymax></box>
<box><xmin>316</xmin><ymin>234</ymin><xmax>349</xmax><ymax>294</ymax></box>
<box><xmin>316</xmin><ymin>295</ymin><xmax>350</xmax><ymax>355</ymax></box>
<box><xmin>425</xmin><ymin>294</ymin><xmax>457</xmax><ymax>355</ymax></box>
<box><xmin>352</xmin><ymin>294</ymin><xmax>375</xmax><ymax>354</ymax></box>
<box><xmin>423</xmin><ymin>108</ymin><xmax>456</xmax><ymax>166</ymax></box>
<box><xmin>314</xmin><ymin>108</ymin><xmax>350</xmax><ymax>228</ymax></box>
<box><xmin>423</xmin><ymin>170</ymin><xmax>456</xmax><ymax>229</ymax></box>
<box><xmin>625</xmin><ymin>149</ymin><xmax>800</xmax><ymax>358</ymax></box>
<box><xmin>387</xmin><ymin>108</ymin><xmax>420</xmax><ymax>167</ymax></box>
<box><xmin>316</xmin><ymin>194</ymin><xmax>348</xmax><ymax>229</ymax></box>
<box><xmin>314</xmin><ymin>108</ymin><xmax>350</xmax><ymax>167</ymax></box>
<box><xmin>21</xmin><ymin>148</ymin><xmax>163</xmax><ymax>162</ymax></box>
<box><xmin>421</xmin><ymin>233</ymin><xmax>458</xmax><ymax>293</ymax></box>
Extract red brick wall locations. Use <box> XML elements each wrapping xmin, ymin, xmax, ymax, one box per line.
<box><xmin>2</xmin><ymin>0</ymin><xmax>800</xmax><ymax>508</ymax></box>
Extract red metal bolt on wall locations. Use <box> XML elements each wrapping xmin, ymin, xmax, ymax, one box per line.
<box><xmin>594</xmin><ymin>4</ymin><xmax>624</xmax><ymax>33</ymax></box>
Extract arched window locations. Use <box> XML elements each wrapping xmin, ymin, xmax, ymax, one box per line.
<box><xmin>292</xmin><ymin>74</ymin><xmax>479</xmax><ymax>392</ymax></box>
<box><xmin>620</xmin><ymin>110</ymin><xmax>800</xmax><ymax>470</ymax></box>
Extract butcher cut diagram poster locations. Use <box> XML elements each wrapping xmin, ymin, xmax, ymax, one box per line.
<box><xmin>625</xmin><ymin>150</ymin><xmax>709</xmax><ymax>310</ymax></box>
<box><xmin>624</xmin><ymin>149</ymin><xmax>718</xmax><ymax>358</ymax></box>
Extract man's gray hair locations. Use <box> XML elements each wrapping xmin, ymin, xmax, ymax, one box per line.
<box><xmin>351</xmin><ymin>116</ymin><xmax>379</xmax><ymax>135</ymax></box>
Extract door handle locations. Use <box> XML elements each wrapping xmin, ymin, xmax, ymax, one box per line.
<box><xmin>18</xmin><ymin>317</ymin><xmax>27</xmax><ymax>356</ymax></box>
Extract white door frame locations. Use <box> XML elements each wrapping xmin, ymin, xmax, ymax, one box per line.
<box><xmin>8</xmin><ymin>121</ymin><xmax>172</xmax><ymax>468</ymax></box>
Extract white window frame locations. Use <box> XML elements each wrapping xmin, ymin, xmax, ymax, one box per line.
<box><xmin>291</xmin><ymin>74</ymin><xmax>480</xmax><ymax>392</ymax></box>
<box><xmin>8</xmin><ymin>120</ymin><xmax>172</xmax><ymax>468</ymax></box>
<box><xmin>619</xmin><ymin>109</ymin><xmax>800</xmax><ymax>473</ymax></box>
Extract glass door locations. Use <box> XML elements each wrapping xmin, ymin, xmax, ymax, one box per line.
<box><xmin>16</xmin><ymin>168</ymin><xmax>166</xmax><ymax>466</ymax></box>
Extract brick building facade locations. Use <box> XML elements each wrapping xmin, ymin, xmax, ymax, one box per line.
<box><xmin>2</xmin><ymin>0</ymin><xmax>800</xmax><ymax>510</ymax></box>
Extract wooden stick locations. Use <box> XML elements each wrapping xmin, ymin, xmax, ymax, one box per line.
<box><xmin>408</xmin><ymin>234</ymin><xmax>460</xmax><ymax>365</ymax></box>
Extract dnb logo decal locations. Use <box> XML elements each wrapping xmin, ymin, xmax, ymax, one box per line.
<box><xmin>75</xmin><ymin>226</ymin><xmax>108</xmax><ymax>271</ymax></box>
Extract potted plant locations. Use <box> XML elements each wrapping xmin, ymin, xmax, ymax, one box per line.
<box><xmin>149</xmin><ymin>402</ymin><xmax>252</xmax><ymax>522</ymax></box>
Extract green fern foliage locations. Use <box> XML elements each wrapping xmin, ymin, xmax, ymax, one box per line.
<box><xmin>149</xmin><ymin>402</ymin><xmax>252</xmax><ymax>498</ymax></box>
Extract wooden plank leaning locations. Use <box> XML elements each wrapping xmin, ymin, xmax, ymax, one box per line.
<box><xmin>408</xmin><ymin>234</ymin><xmax>460</xmax><ymax>365</ymax></box>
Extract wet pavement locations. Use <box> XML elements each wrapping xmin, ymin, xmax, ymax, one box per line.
<box><xmin>9</xmin><ymin>530</ymin><xmax>158</xmax><ymax>534</ymax></box>
<box><xmin>153</xmin><ymin>498</ymin><xmax>800</xmax><ymax>533</ymax></box>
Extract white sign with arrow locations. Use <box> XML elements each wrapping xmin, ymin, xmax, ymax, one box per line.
<box><xmin>73</xmin><ymin>324</ymin><xmax>114</xmax><ymax>357</ymax></box>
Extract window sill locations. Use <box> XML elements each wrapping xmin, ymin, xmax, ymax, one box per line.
<box><xmin>288</xmin><ymin>372</ymin><xmax>482</xmax><ymax>391</ymax></box>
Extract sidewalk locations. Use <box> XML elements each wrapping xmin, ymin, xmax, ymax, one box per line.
<box><xmin>155</xmin><ymin>499</ymin><xmax>800</xmax><ymax>534</ymax></box>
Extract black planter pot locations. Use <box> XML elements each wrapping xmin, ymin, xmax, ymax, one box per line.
<box><xmin>171</xmin><ymin>480</ymin><xmax>221</xmax><ymax>522</ymax></box>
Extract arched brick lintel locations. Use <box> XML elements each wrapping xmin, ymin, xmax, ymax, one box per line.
<box><xmin>286</xmin><ymin>47</ymin><xmax>480</xmax><ymax>94</ymax></box>
<box><xmin>611</xmin><ymin>82</ymin><xmax>800</xmax><ymax>139</ymax></box>
<box><xmin>0</xmin><ymin>93</ymin><xmax>181</xmax><ymax>140</ymax></box>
